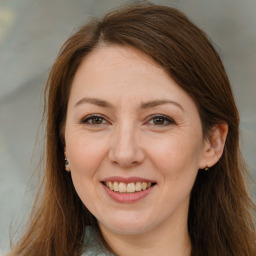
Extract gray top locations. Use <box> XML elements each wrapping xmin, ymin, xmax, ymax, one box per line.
<box><xmin>82</xmin><ymin>226</ymin><xmax>115</xmax><ymax>256</ymax></box>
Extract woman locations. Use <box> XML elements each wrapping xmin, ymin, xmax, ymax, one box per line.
<box><xmin>9</xmin><ymin>3</ymin><xmax>256</xmax><ymax>256</ymax></box>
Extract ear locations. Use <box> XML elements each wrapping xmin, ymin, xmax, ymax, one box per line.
<box><xmin>199</xmin><ymin>123</ymin><xmax>228</xmax><ymax>169</ymax></box>
<box><xmin>64</xmin><ymin>146</ymin><xmax>67</xmax><ymax>158</ymax></box>
<box><xmin>64</xmin><ymin>146</ymin><xmax>71</xmax><ymax>172</ymax></box>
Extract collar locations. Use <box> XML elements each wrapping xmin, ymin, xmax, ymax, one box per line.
<box><xmin>82</xmin><ymin>226</ymin><xmax>115</xmax><ymax>256</ymax></box>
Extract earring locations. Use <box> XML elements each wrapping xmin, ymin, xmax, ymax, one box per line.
<box><xmin>65</xmin><ymin>158</ymin><xmax>70</xmax><ymax>172</ymax></box>
<box><xmin>204</xmin><ymin>165</ymin><xmax>210</xmax><ymax>171</ymax></box>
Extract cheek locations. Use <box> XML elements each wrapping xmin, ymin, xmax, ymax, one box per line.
<box><xmin>147</xmin><ymin>133</ymin><xmax>202</xmax><ymax>179</ymax></box>
<box><xmin>66</xmin><ymin>133</ymin><xmax>109</xmax><ymax>206</ymax></box>
<box><xmin>152</xmin><ymin>136</ymin><xmax>201</xmax><ymax>166</ymax></box>
<box><xmin>66</xmin><ymin>132</ymin><xmax>108</xmax><ymax>177</ymax></box>
<box><xmin>148</xmin><ymin>135</ymin><xmax>201</xmax><ymax>214</ymax></box>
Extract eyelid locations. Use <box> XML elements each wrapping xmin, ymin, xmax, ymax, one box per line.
<box><xmin>79</xmin><ymin>113</ymin><xmax>176</xmax><ymax>127</ymax></box>
<box><xmin>145</xmin><ymin>114</ymin><xmax>176</xmax><ymax>126</ymax></box>
<box><xmin>79</xmin><ymin>114</ymin><xmax>110</xmax><ymax>125</ymax></box>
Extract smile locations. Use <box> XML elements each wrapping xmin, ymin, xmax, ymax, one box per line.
<box><xmin>103</xmin><ymin>181</ymin><xmax>155</xmax><ymax>193</ymax></box>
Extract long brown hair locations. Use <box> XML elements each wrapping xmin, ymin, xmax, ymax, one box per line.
<box><xmin>9</xmin><ymin>3</ymin><xmax>256</xmax><ymax>256</ymax></box>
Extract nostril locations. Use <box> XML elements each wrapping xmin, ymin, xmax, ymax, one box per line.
<box><xmin>108</xmin><ymin>141</ymin><xmax>146</xmax><ymax>167</ymax></box>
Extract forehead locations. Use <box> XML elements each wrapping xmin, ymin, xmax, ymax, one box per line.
<box><xmin>69</xmin><ymin>45</ymin><xmax>197</xmax><ymax>112</ymax></box>
<box><xmin>73</xmin><ymin>45</ymin><xmax>166</xmax><ymax>89</ymax></box>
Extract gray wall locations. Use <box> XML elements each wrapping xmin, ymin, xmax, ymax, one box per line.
<box><xmin>0</xmin><ymin>0</ymin><xmax>255</xmax><ymax>254</ymax></box>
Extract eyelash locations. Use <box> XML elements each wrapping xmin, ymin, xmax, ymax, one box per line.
<box><xmin>80</xmin><ymin>114</ymin><xmax>176</xmax><ymax>127</ymax></box>
<box><xmin>147</xmin><ymin>114</ymin><xmax>176</xmax><ymax>126</ymax></box>
<box><xmin>80</xmin><ymin>114</ymin><xmax>108</xmax><ymax>126</ymax></box>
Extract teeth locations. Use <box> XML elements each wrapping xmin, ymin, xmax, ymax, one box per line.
<box><xmin>113</xmin><ymin>181</ymin><xmax>119</xmax><ymax>192</ymax></box>
<box><xmin>104</xmin><ymin>181</ymin><xmax>153</xmax><ymax>193</ymax></box>
<box><xmin>127</xmin><ymin>182</ymin><xmax>136</xmax><ymax>193</ymax></box>
<box><xmin>135</xmin><ymin>182</ymin><xmax>142</xmax><ymax>191</ymax></box>
<box><xmin>142</xmin><ymin>182</ymin><xmax>147</xmax><ymax>191</ymax></box>
<box><xmin>109</xmin><ymin>181</ymin><xmax>114</xmax><ymax>191</ymax></box>
<box><xmin>119</xmin><ymin>182</ymin><xmax>127</xmax><ymax>193</ymax></box>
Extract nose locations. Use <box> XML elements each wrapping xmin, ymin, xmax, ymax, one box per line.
<box><xmin>108</xmin><ymin>123</ymin><xmax>145</xmax><ymax>168</ymax></box>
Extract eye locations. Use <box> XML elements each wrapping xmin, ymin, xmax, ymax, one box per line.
<box><xmin>147</xmin><ymin>115</ymin><xmax>175</xmax><ymax>126</ymax></box>
<box><xmin>80</xmin><ymin>114</ymin><xmax>108</xmax><ymax>126</ymax></box>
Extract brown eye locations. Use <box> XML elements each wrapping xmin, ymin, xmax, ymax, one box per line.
<box><xmin>148</xmin><ymin>115</ymin><xmax>175</xmax><ymax>126</ymax></box>
<box><xmin>81</xmin><ymin>115</ymin><xmax>108</xmax><ymax>125</ymax></box>
<box><xmin>91</xmin><ymin>117</ymin><xmax>104</xmax><ymax>124</ymax></box>
<box><xmin>153</xmin><ymin>117</ymin><xmax>165</xmax><ymax>125</ymax></box>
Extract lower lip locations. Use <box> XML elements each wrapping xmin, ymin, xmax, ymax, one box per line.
<box><xmin>102</xmin><ymin>183</ymin><xmax>155</xmax><ymax>203</ymax></box>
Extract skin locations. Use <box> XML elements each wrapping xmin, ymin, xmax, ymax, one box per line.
<box><xmin>64</xmin><ymin>45</ymin><xmax>228</xmax><ymax>256</ymax></box>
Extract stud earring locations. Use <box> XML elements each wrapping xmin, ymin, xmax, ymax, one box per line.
<box><xmin>65</xmin><ymin>158</ymin><xmax>70</xmax><ymax>172</ymax></box>
<box><xmin>204</xmin><ymin>165</ymin><xmax>210</xmax><ymax>171</ymax></box>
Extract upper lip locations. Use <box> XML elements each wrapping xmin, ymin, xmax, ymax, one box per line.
<box><xmin>101</xmin><ymin>176</ymin><xmax>156</xmax><ymax>184</ymax></box>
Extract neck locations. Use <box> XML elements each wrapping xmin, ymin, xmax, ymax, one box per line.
<box><xmin>99</xmin><ymin>205</ymin><xmax>191</xmax><ymax>256</ymax></box>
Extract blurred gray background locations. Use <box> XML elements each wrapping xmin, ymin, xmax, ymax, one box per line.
<box><xmin>0</xmin><ymin>0</ymin><xmax>255</xmax><ymax>254</ymax></box>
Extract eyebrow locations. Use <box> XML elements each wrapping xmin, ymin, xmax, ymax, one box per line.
<box><xmin>141</xmin><ymin>99</ymin><xmax>184</xmax><ymax>111</ymax></box>
<box><xmin>75</xmin><ymin>97</ymin><xmax>114</xmax><ymax>108</ymax></box>
<box><xmin>74</xmin><ymin>97</ymin><xmax>184</xmax><ymax>111</ymax></box>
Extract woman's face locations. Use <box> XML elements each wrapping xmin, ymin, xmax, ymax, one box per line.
<box><xmin>65</xmin><ymin>45</ymin><xmax>209</xmax><ymax>236</ymax></box>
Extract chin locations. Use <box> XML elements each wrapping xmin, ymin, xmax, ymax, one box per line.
<box><xmin>99</xmin><ymin>215</ymin><xmax>155</xmax><ymax>235</ymax></box>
